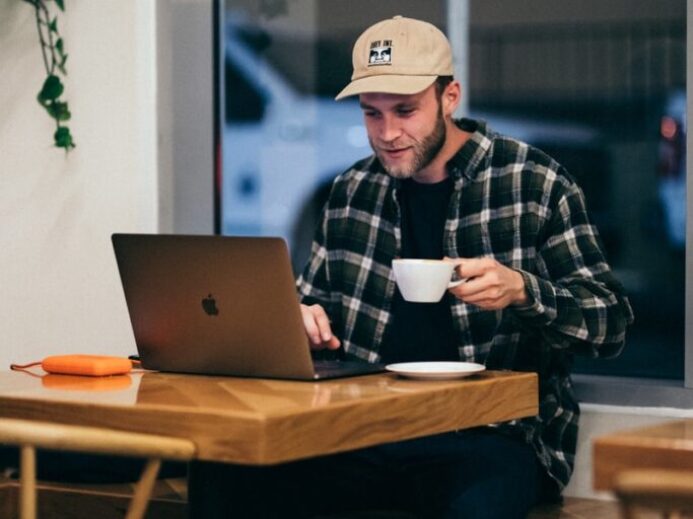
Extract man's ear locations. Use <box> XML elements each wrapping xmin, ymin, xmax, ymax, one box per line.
<box><xmin>442</xmin><ymin>81</ymin><xmax>462</xmax><ymax>117</ymax></box>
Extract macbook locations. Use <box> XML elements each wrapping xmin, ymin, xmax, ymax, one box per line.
<box><xmin>111</xmin><ymin>234</ymin><xmax>385</xmax><ymax>380</ymax></box>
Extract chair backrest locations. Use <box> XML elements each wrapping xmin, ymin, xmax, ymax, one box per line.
<box><xmin>614</xmin><ymin>468</ymin><xmax>693</xmax><ymax>519</ymax></box>
<box><xmin>0</xmin><ymin>418</ymin><xmax>196</xmax><ymax>519</ymax></box>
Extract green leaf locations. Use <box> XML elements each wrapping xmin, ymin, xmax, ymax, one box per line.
<box><xmin>56</xmin><ymin>38</ymin><xmax>64</xmax><ymax>55</ymax></box>
<box><xmin>57</xmin><ymin>54</ymin><xmax>68</xmax><ymax>75</ymax></box>
<box><xmin>45</xmin><ymin>101</ymin><xmax>71</xmax><ymax>121</ymax></box>
<box><xmin>38</xmin><ymin>75</ymin><xmax>64</xmax><ymax>102</ymax></box>
<box><xmin>54</xmin><ymin>126</ymin><xmax>75</xmax><ymax>150</ymax></box>
<box><xmin>48</xmin><ymin>17</ymin><xmax>58</xmax><ymax>33</ymax></box>
<box><xmin>55</xmin><ymin>0</ymin><xmax>65</xmax><ymax>12</ymax></box>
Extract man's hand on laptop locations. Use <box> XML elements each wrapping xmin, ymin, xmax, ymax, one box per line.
<box><xmin>300</xmin><ymin>304</ymin><xmax>341</xmax><ymax>350</ymax></box>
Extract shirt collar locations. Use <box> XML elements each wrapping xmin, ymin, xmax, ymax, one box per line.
<box><xmin>447</xmin><ymin>118</ymin><xmax>493</xmax><ymax>182</ymax></box>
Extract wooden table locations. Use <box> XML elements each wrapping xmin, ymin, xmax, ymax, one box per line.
<box><xmin>0</xmin><ymin>369</ymin><xmax>537</xmax><ymax>465</ymax></box>
<box><xmin>593</xmin><ymin>420</ymin><xmax>693</xmax><ymax>491</ymax></box>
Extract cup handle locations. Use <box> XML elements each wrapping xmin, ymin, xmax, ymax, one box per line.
<box><xmin>445</xmin><ymin>260</ymin><xmax>465</xmax><ymax>289</ymax></box>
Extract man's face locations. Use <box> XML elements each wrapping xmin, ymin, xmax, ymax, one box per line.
<box><xmin>359</xmin><ymin>84</ymin><xmax>446</xmax><ymax>179</ymax></box>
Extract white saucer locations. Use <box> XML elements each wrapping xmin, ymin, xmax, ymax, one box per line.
<box><xmin>385</xmin><ymin>362</ymin><xmax>485</xmax><ymax>380</ymax></box>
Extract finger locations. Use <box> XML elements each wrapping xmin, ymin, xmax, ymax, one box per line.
<box><xmin>304</xmin><ymin>305</ymin><xmax>341</xmax><ymax>351</ymax></box>
<box><xmin>327</xmin><ymin>335</ymin><xmax>341</xmax><ymax>350</ymax></box>
<box><xmin>456</xmin><ymin>286</ymin><xmax>510</xmax><ymax>310</ymax></box>
<box><xmin>450</xmin><ymin>274</ymin><xmax>491</xmax><ymax>298</ymax></box>
<box><xmin>301</xmin><ymin>305</ymin><xmax>324</xmax><ymax>345</ymax></box>
<box><xmin>311</xmin><ymin>305</ymin><xmax>335</xmax><ymax>343</ymax></box>
<box><xmin>312</xmin><ymin>334</ymin><xmax>341</xmax><ymax>351</ymax></box>
<box><xmin>442</xmin><ymin>258</ymin><xmax>470</xmax><ymax>288</ymax></box>
<box><xmin>456</xmin><ymin>258</ymin><xmax>492</xmax><ymax>280</ymax></box>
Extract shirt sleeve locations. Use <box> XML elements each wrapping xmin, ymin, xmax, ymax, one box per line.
<box><xmin>511</xmin><ymin>181</ymin><xmax>634</xmax><ymax>357</ymax></box>
<box><xmin>296</xmin><ymin>204</ymin><xmax>334</xmax><ymax>309</ymax></box>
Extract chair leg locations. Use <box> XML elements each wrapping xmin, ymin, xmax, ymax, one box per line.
<box><xmin>125</xmin><ymin>458</ymin><xmax>162</xmax><ymax>519</ymax></box>
<box><xmin>20</xmin><ymin>445</ymin><xmax>37</xmax><ymax>519</ymax></box>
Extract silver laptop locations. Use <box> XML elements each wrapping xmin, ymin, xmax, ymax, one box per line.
<box><xmin>111</xmin><ymin>234</ymin><xmax>384</xmax><ymax>380</ymax></box>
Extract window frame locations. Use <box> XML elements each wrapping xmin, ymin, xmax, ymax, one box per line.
<box><xmin>687</xmin><ymin>0</ymin><xmax>693</xmax><ymax>390</ymax></box>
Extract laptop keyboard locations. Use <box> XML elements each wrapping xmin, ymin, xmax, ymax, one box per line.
<box><xmin>312</xmin><ymin>360</ymin><xmax>385</xmax><ymax>379</ymax></box>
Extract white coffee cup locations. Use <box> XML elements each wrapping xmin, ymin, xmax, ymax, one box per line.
<box><xmin>391</xmin><ymin>259</ymin><xmax>465</xmax><ymax>303</ymax></box>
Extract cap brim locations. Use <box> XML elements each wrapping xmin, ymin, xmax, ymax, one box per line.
<box><xmin>335</xmin><ymin>75</ymin><xmax>437</xmax><ymax>100</ymax></box>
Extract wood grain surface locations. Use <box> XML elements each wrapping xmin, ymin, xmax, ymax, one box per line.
<box><xmin>593</xmin><ymin>420</ymin><xmax>693</xmax><ymax>491</ymax></box>
<box><xmin>0</xmin><ymin>369</ymin><xmax>538</xmax><ymax>465</ymax></box>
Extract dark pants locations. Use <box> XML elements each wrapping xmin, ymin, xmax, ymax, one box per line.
<box><xmin>189</xmin><ymin>428</ymin><xmax>546</xmax><ymax>519</ymax></box>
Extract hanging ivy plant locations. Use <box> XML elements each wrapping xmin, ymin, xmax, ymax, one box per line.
<box><xmin>24</xmin><ymin>0</ymin><xmax>75</xmax><ymax>151</ymax></box>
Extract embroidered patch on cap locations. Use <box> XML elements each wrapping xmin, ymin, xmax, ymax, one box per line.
<box><xmin>368</xmin><ymin>40</ymin><xmax>392</xmax><ymax>66</ymax></box>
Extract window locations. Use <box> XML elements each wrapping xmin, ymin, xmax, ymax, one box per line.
<box><xmin>466</xmin><ymin>1</ymin><xmax>686</xmax><ymax>380</ymax></box>
<box><xmin>219</xmin><ymin>0</ymin><xmax>688</xmax><ymax>383</ymax></box>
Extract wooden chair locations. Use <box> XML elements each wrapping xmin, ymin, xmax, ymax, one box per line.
<box><xmin>613</xmin><ymin>469</ymin><xmax>693</xmax><ymax>519</ymax></box>
<box><xmin>0</xmin><ymin>418</ymin><xmax>195</xmax><ymax>519</ymax></box>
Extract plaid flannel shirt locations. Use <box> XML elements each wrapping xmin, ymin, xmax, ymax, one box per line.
<box><xmin>297</xmin><ymin>118</ymin><xmax>634</xmax><ymax>492</ymax></box>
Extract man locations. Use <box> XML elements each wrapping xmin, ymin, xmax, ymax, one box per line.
<box><xmin>295</xmin><ymin>15</ymin><xmax>633</xmax><ymax>518</ymax></box>
<box><xmin>190</xmin><ymin>16</ymin><xmax>633</xmax><ymax>519</ymax></box>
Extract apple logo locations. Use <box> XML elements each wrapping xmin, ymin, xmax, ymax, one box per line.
<box><xmin>201</xmin><ymin>294</ymin><xmax>219</xmax><ymax>316</ymax></box>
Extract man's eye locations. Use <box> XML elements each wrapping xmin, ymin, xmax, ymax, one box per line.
<box><xmin>363</xmin><ymin>111</ymin><xmax>380</xmax><ymax>118</ymax></box>
<box><xmin>397</xmin><ymin>108</ymin><xmax>414</xmax><ymax>116</ymax></box>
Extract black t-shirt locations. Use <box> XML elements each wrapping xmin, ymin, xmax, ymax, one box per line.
<box><xmin>379</xmin><ymin>176</ymin><xmax>459</xmax><ymax>364</ymax></box>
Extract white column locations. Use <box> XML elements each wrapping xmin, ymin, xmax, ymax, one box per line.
<box><xmin>447</xmin><ymin>0</ymin><xmax>470</xmax><ymax>118</ymax></box>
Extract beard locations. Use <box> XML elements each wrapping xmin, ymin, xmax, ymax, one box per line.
<box><xmin>371</xmin><ymin>106</ymin><xmax>447</xmax><ymax>179</ymax></box>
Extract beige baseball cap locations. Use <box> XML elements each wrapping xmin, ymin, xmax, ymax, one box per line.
<box><xmin>335</xmin><ymin>15</ymin><xmax>454</xmax><ymax>101</ymax></box>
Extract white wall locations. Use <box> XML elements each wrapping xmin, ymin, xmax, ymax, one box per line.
<box><xmin>0</xmin><ymin>1</ymin><xmax>158</xmax><ymax>365</ymax></box>
<box><xmin>156</xmin><ymin>0</ymin><xmax>215</xmax><ymax>235</ymax></box>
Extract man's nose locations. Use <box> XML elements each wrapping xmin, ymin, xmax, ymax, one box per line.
<box><xmin>379</xmin><ymin>114</ymin><xmax>402</xmax><ymax>143</ymax></box>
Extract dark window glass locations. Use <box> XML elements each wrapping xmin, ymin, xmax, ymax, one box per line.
<box><xmin>220</xmin><ymin>0</ymin><xmax>686</xmax><ymax>379</ymax></box>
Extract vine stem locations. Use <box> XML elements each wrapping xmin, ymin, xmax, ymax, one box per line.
<box><xmin>29</xmin><ymin>1</ymin><xmax>51</xmax><ymax>75</ymax></box>
<box><xmin>32</xmin><ymin>1</ymin><xmax>61</xmax><ymax>131</ymax></box>
<box><xmin>38</xmin><ymin>1</ymin><xmax>57</xmax><ymax>76</ymax></box>
<box><xmin>38</xmin><ymin>2</ymin><xmax>60</xmax><ymax>131</ymax></box>
<box><xmin>23</xmin><ymin>0</ymin><xmax>74</xmax><ymax>149</ymax></box>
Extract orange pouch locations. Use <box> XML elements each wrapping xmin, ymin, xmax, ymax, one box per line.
<box><xmin>41</xmin><ymin>355</ymin><xmax>132</xmax><ymax>377</ymax></box>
